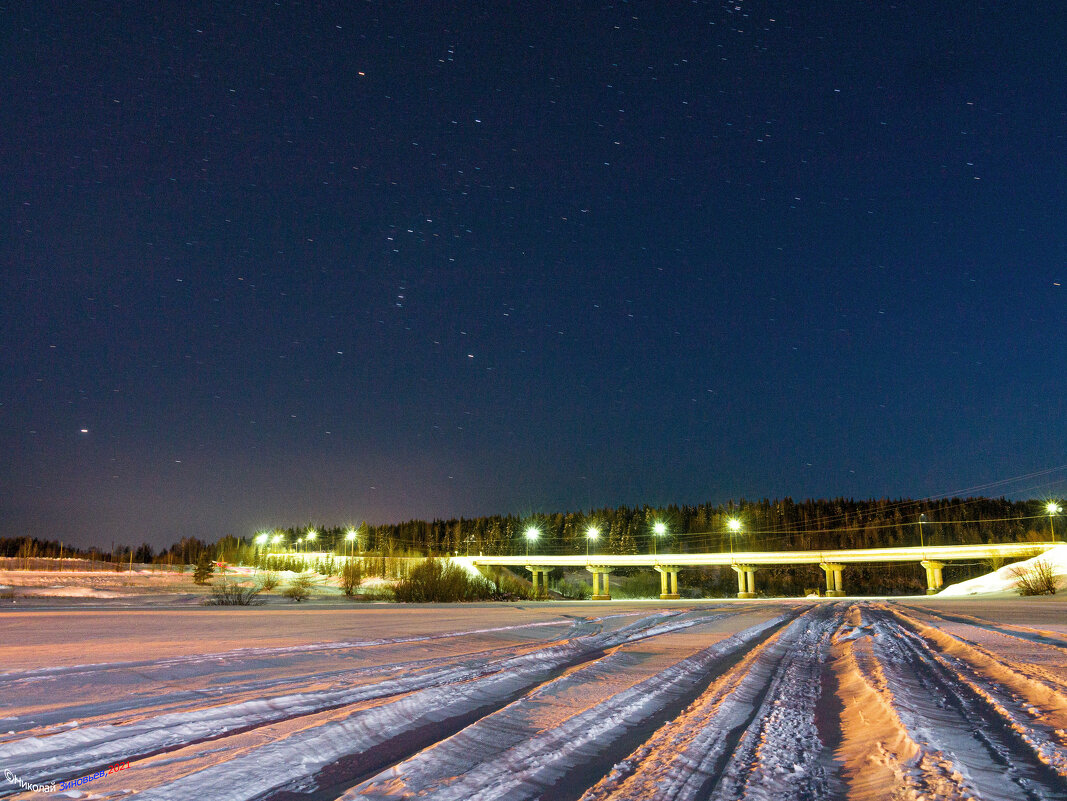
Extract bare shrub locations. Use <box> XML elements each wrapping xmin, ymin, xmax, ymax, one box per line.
<box><xmin>206</xmin><ymin>580</ymin><xmax>264</xmax><ymax>606</ymax></box>
<box><xmin>482</xmin><ymin>567</ymin><xmax>533</xmax><ymax>600</ymax></box>
<box><xmin>283</xmin><ymin>573</ymin><xmax>314</xmax><ymax>602</ymax></box>
<box><xmin>393</xmin><ymin>558</ymin><xmax>494</xmax><ymax>602</ymax></box>
<box><xmin>258</xmin><ymin>570</ymin><xmax>280</xmax><ymax>591</ymax></box>
<box><xmin>982</xmin><ymin>553</ymin><xmax>1006</xmax><ymax>574</ymax></box>
<box><xmin>360</xmin><ymin>585</ymin><xmax>395</xmax><ymax>601</ymax></box>
<box><xmin>340</xmin><ymin>560</ymin><xmax>362</xmax><ymax>596</ymax></box>
<box><xmin>1011</xmin><ymin>559</ymin><xmax>1058</xmax><ymax>596</ymax></box>
<box><xmin>616</xmin><ymin>572</ymin><xmax>662</xmax><ymax>599</ymax></box>
<box><xmin>555</xmin><ymin>578</ymin><xmax>590</xmax><ymax>600</ymax></box>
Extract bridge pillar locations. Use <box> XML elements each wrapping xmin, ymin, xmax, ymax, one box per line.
<box><xmin>819</xmin><ymin>563</ymin><xmax>846</xmax><ymax>597</ymax></box>
<box><xmin>587</xmin><ymin>566</ymin><xmax>613</xmax><ymax>600</ymax></box>
<box><xmin>525</xmin><ymin>565</ymin><xmax>551</xmax><ymax>596</ymax></box>
<box><xmin>921</xmin><ymin>560</ymin><xmax>945</xmax><ymax>594</ymax></box>
<box><xmin>732</xmin><ymin>564</ymin><xmax>757</xmax><ymax>598</ymax></box>
<box><xmin>654</xmin><ymin>566</ymin><xmax>681</xmax><ymax>599</ymax></box>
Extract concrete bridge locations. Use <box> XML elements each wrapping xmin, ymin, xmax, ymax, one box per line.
<box><xmin>472</xmin><ymin>542</ymin><xmax>1062</xmax><ymax>599</ymax></box>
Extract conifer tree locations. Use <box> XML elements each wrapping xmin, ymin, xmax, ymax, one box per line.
<box><xmin>193</xmin><ymin>552</ymin><xmax>214</xmax><ymax>585</ymax></box>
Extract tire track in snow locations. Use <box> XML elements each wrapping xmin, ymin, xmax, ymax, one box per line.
<box><xmin>0</xmin><ymin>619</ymin><xmax>602</xmax><ymax>735</ymax></box>
<box><xmin>886</xmin><ymin>607</ymin><xmax>1067</xmax><ymax>777</ymax></box>
<box><xmin>0</xmin><ymin>618</ymin><xmax>588</xmax><ymax>685</ymax></box>
<box><xmin>108</xmin><ymin>611</ymin><xmax>740</xmax><ymax>801</ymax></box>
<box><xmin>580</xmin><ymin>604</ymin><xmax>837</xmax><ymax>801</ymax></box>
<box><xmin>857</xmin><ymin>604</ymin><xmax>1067</xmax><ymax>801</ymax></box>
<box><xmin>342</xmin><ymin>610</ymin><xmax>800</xmax><ymax>801</ymax></box>
<box><xmin>0</xmin><ymin>610</ymin><xmax>716</xmax><ymax>797</ymax></box>
<box><xmin>900</xmin><ymin>606</ymin><xmax>1067</xmax><ymax>652</ymax></box>
<box><xmin>0</xmin><ymin>618</ymin><xmax>613</xmax><ymax>788</ymax></box>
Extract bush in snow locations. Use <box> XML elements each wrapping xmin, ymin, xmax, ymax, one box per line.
<box><xmin>1011</xmin><ymin>559</ymin><xmax>1058</xmax><ymax>595</ymax></box>
<box><xmin>283</xmin><ymin>573</ymin><xmax>315</xmax><ymax>602</ymax></box>
<box><xmin>393</xmin><ymin>558</ymin><xmax>494</xmax><ymax>602</ymax></box>
<box><xmin>555</xmin><ymin>578</ymin><xmax>591</xmax><ymax>600</ymax></box>
<box><xmin>258</xmin><ymin>570</ymin><xmax>280</xmax><ymax>591</ymax></box>
<box><xmin>206</xmin><ymin>580</ymin><xmax>264</xmax><ymax>606</ymax></box>
<box><xmin>340</xmin><ymin>560</ymin><xmax>362</xmax><ymax>596</ymax></box>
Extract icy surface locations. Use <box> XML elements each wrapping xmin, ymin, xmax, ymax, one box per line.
<box><xmin>1</xmin><ymin>598</ymin><xmax>1065</xmax><ymax>800</ymax></box>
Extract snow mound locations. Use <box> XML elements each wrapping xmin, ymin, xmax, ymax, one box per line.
<box><xmin>937</xmin><ymin>544</ymin><xmax>1067</xmax><ymax>597</ymax></box>
<box><xmin>16</xmin><ymin>586</ymin><xmax>133</xmax><ymax>598</ymax></box>
<box><xmin>449</xmin><ymin>556</ymin><xmax>492</xmax><ymax>582</ymax></box>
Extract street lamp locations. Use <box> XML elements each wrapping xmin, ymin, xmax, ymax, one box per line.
<box><xmin>652</xmin><ymin>521</ymin><xmax>667</xmax><ymax>557</ymax></box>
<box><xmin>726</xmin><ymin>518</ymin><xmax>741</xmax><ymax>555</ymax></box>
<box><xmin>918</xmin><ymin>513</ymin><xmax>928</xmax><ymax>551</ymax></box>
<box><xmin>306</xmin><ymin>530</ymin><xmax>317</xmax><ymax>554</ymax></box>
<box><xmin>524</xmin><ymin>526</ymin><xmax>540</xmax><ymax>558</ymax></box>
<box><xmin>1047</xmin><ymin>502</ymin><xmax>1062</xmax><ymax>540</ymax></box>
<box><xmin>271</xmin><ymin>533</ymin><xmax>282</xmax><ymax>547</ymax></box>
<box><xmin>586</xmin><ymin>526</ymin><xmax>600</xmax><ymax>558</ymax></box>
<box><xmin>345</xmin><ymin>529</ymin><xmax>357</xmax><ymax>558</ymax></box>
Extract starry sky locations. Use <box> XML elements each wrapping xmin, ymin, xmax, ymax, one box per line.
<box><xmin>3</xmin><ymin>1</ymin><xmax>1065</xmax><ymax>549</ymax></box>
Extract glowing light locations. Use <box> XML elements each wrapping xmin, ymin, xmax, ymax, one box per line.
<box><xmin>586</xmin><ymin>527</ymin><xmax>600</xmax><ymax>540</ymax></box>
<box><xmin>1046</xmin><ymin>502</ymin><xmax>1062</xmax><ymax>515</ymax></box>
<box><xmin>653</xmin><ymin>522</ymin><xmax>667</xmax><ymax>536</ymax></box>
<box><xmin>271</xmin><ymin>534</ymin><xmax>282</xmax><ymax>544</ymax></box>
<box><xmin>254</xmin><ymin>533</ymin><xmax>268</xmax><ymax>545</ymax></box>
<box><xmin>345</xmin><ymin>530</ymin><xmax>357</xmax><ymax>541</ymax></box>
<box><xmin>727</xmin><ymin>518</ymin><xmax>742</xmax><ymax>532</ymax></box>
<box><xmin>524</xmin><ymin>526</ymin><xmax>540</xmax><ymax>541</ymax></box>
<box><xmin>306</xmin><ymin>531</ymin><xmax>317</xmax><ymax>541</ymax></box>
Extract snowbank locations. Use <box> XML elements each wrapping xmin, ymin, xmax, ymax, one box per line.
<box><xmin>15</xmin><ymin>586</ymin><xmax>133</xmax><ymax>598</ymax></box>
<box><xmin>937</xmin><ymin>543</ymin><xmax>1067</xmax><ymax>597</ymax></box>
<box><xmin>449</xmin><ymin>556</ymin><xmax>493</xmax><ymax>582</ymax></box>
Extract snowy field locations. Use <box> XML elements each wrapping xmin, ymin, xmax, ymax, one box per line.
<box><xmin>1</xmin><ymin>596</ymin><xmax>1066</xmax><ymax>801</ymax></box>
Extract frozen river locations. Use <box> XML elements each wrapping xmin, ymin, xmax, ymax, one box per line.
<box><xmin>1</xmin><ymin>599</ymin><xmax>1066</xmax><ymax>800</ymax></box>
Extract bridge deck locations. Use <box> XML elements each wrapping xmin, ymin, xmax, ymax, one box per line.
<box><xmin>472</xmin><ymin>541</ymin><xmax>1061</xmax><ymax>568</ymax></box>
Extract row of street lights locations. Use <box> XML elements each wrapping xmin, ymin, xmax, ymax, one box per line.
<box><xmin>521</xmin><ymin>518</ymin><xmax>744</xmax><ymax>558</ymax></box>
<box><xmin>520</xmin><ymin>502</ymin><xmax>1063</xmax><ymax>558</ymax></box>
<box><xmin>253</xmin><ymin>528</ymin><xmax>362</xmax><ymax>557</ymax></box>
<box><xmin>252</xmin><ymin>504</ymin><xmax>1062</xmax><ymax>561</ymax></box>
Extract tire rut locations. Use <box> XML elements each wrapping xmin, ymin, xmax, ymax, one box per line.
<box><xmin>861</xmin><ymin>605</ymin><xmax>1067</xmax><ymax>801</ymax></box>
<box><xmin>580</xmin><ymin>604</ymin><xmax>839</xmax><ymax>801</ymax></box>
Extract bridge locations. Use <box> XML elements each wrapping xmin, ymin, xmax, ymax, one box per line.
<box><xmin>472</xmin><ymin>542</ymin><xmax>1062</xmax><ymax>599</ymax></box>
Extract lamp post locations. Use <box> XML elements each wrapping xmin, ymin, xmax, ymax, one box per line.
<box><xmin>652</xmin><ymin>521</ymin><xmax>667</xmax><ymax>557</ymax></box>
<box><xmin>345</xmin><ymin>529</ymin><xmax>357</xmax><ymax>558</ymax></box>
<box><xmin>918</xmin><ymin>513</ymin><xmax>927</xmax><ymax>551</ymax></box>
<box><xmin>726</xmin><ymin>518</ymin><xmax>741</xmax><ymax>556</ymax></box>
<box><xmin>586</xmin><ymin>526</ymin><xmax>600</xmax><ymax>558</ymax></box>
<box><xmin>524</xmin><ymin>526</ymin><xmax>540</xmax><ymax>558</ymax></box>
<box><xmin>306</xmin><ymin>530</ymin><xmax>317</xmax><ymax>556</ymax></box>
<box><xmin>1047</xmin><ymin>502</ymin><xmax>1062</xmax><ymax>541</ymax></box>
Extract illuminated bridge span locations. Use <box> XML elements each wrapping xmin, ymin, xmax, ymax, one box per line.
<box><xmin>472</xmin><ymin>542</ymin><xmax>1062</xmax><ymax>599</ymax></box>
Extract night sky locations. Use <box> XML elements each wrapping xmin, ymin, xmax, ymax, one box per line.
<box><xmin>3</xmin><ymin>1</ymin><xmax>1065</xmax><ymax>549</ymax></box>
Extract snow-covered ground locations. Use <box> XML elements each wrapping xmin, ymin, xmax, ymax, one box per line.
<box><xmin>938</xmin><ymin>543</ymin><xmax>1067</xmax><ymax>597</ymax></box>
<box><xmin>1</xmin><ymin>596</ymin><xmax>1065</xmax><ymax>800</ymax></box>
<box><xmin>0</xmin><ymin>567</ymin><xmax>385</xmax><ymax>602</ymax></box>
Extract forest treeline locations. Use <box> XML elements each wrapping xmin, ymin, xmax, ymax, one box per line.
<box><xmin>2</xmin><ymin>495</ymin><xmax>1058</xmax><ymax>567</ymax></box>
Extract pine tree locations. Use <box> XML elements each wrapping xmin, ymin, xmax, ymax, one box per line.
<box><xmin>193</xmin><ymin>552</ymin><xmax>214</xmax><ymax>585</ymax></box>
